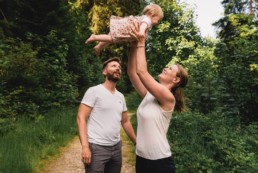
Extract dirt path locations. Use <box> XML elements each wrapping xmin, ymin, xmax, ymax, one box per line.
<box><xmin>42</xmin><ymin>114</ymin><xmax>136</xmax><ymax>173</ymax></box>
<box><xmin>42</xmin><ymin>137</ymin><xmax>84</xmax><ymax>173</ymax></box>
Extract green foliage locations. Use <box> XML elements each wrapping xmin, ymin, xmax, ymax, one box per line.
<box><xmin>145</xmin><ymin>0</ymin><xmax>201</xmax><ymax>76</ymax></box>
<box><xmin>221</xmin><ymin>0</ymin><xmax>249</xmax><ymax>15</ymax></box>
<box><xmin>0</xmin><ymin>107</ymin><xmax>77</xmax><ymax>173</ymax></box>
<box><xmin>0</xmin><ymin>34</ymin><xmax>78</xmax><ymax>118</ymax></box>
<box><xmin>63</xmin><ymin>3</ymin><xmax>105</xmax><ymax>95</ymax></box>
<box><xmin>214</xmin><ymin>4</ymin><xmax>258</xmax><ymax>121</ymax></box>
<box><xmin>1</xmin><ymin>0</ymin><xmax>72</xmax><ymax>38</ymax></box>
<box><xmin>0</xmin><ymin>118</ymin><xmax>16</xmax><ymax>136</ymax></box>
<box><xmin>125</xmin><ymin>91</ymin><xmax>141</xmax><ymax>132</ymax></box>
<box><xmin>170</xmin><ymin>111</ymin><xmax>258</xmax><ymax>173</ymax></box>
<box><xmin>127</xmin><ymin>90</ymin><xmax>258</xmax><ymax>173</ymax></box>
<box><xmin>126</xmin><ymin>91</ymin><xmax>142</xmax><ymax>112</ymax></box>
<box><xmin>180</xmin><ymin>39</ymin><xmax>219</xmax><ymax>113</ymax></box>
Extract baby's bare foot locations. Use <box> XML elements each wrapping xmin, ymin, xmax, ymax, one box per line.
<box><xmin>85</xmin><ymin>35</ymin><xmax>96</xmax><ymax>44</ymax></box>
<box><xmin>94</xmin><ymin>46</ymin><xmax>102</xmax><ymax>56</ymax></box>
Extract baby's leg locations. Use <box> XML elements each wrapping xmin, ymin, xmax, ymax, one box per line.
<box><xmin>94</xmin><ymin>32</ymin><xmax>113</xmax><ymax>56</ymax></box>
<box><xmin>94</xmin><ymin>42</ymin><xmax>110</xmax><ymax>56</ymax></box>
<box><xmin>85</xmin><ymin>34</ymin><xmax>96</xmax><ymax>43</ymax></box>
<box><xmin>85</xmin><ymin>34</ymin><xmax>112</xmax><ymax>44</ymax></box>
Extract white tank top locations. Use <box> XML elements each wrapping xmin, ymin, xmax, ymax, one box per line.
<box><xmin>136</xmin><ymin>92</ymin><xmax>173</xmax><ymax>160</ymax></box>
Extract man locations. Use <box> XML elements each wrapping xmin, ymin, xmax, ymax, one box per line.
<box><xmin>77</xmin><ymin>57</ymin><xmax>136</xmax><ymax>173</ymax></box>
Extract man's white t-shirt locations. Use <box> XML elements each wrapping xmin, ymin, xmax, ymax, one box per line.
<box><xmin>81</xmin><ymin>84</ymin><xmax>127</xmax><ymax>146</ymax></box>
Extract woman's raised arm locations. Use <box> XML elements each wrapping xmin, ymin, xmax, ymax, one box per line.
<box><xmin>127</xmin><ymin>43</ymin><xmax>147</xmax><ymax>98</ymax></box>
<box><xmin>133</xmin><ymin>31</ymin><xmax>174</xmax><ymax>110</ymax></box>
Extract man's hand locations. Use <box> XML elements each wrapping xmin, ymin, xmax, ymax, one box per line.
<box><xmin>81</xmin><ymin>146</ymin><xmax>91</xmax><ymax>165</ymax></box>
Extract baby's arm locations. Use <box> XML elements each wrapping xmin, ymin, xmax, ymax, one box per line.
<box><xmin>139</xmin><ymin>22</ymin><xmax>148</xmax><ymax>37</ymax></box>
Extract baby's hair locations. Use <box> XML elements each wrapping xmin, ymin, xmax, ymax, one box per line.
<box><xmin>142</xmin><ymin>4</ymin><xmax>164</xmax><ymax>19</ymax></box>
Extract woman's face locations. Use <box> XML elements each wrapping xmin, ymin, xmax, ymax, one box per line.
<box><xmin>158</xmin><ymin>65</ymin><xmax>180</xmax><ymax>84</ymax></box>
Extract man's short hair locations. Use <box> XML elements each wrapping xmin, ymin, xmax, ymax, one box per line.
<box><xmin>102</xmin><ymin>57</ymin><xmax>121</xmax><ymax>70</ymax></box>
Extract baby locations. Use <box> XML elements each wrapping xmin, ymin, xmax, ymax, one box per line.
<box><xmin>85</xmin><ymin>4</ymin><xmax>164</xmax><ymax>56</ymax></box>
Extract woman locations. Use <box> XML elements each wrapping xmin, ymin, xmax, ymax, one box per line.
<box><xmin>127</xmin><ymin>33</ymin><xmax>188</xmax><ymax>173</ymax></box>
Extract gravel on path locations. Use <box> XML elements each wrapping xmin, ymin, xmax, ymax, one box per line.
<box><xmin>43</xmin><ymin>127</ymin><xmax>135</xmax><ymax>173</ymax></box>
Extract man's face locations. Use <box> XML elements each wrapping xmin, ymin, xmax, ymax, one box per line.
<box><xmin>103</xmin><ymin>61</ymin><xmax>121</xmax><ymax>82</ymax></box>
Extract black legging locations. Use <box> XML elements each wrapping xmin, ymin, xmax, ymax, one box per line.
<box><xmin>136</xmin><ymin>155</ymin><xmax>176</xmax><ymax>173</ymax></box>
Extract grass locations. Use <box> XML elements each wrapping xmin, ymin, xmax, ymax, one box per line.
<box><xmin>120</xmin><ymin>112</ymin><xmax>137</xmax><ymax>170</ymax></box>
<box><xmin>0</xmin><ymin>107</ymin><xmax>78</xmax><ymax>173</ymax></box>
<box><xmin>0</xmin><ymin>92</ymin><xmax>140</xmax><ymax>173</ymax></box>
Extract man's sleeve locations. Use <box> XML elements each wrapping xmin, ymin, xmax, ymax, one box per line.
<box><xmin>81</xmin><ymin>87</ymin><xmax>96</xmax><ymax>107</ymax></box>
<box><xmin>122</xmin><ymin>95</ymin><xmax>128</xmax><ymax>112</ymax></box>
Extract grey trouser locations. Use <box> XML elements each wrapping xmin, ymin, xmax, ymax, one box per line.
<box><xmin>85</xmin><ymin>141</ymin><xmax>122</xmax><ymax>173</ymax></box>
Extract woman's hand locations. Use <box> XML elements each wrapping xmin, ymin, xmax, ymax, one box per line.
<box><xmin>129</xmin><ymin>22</ymin><xmax>146</xmax><ymax>46</ymax></box>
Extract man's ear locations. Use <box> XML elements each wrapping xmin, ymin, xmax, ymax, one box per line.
<box><xmin>102</xmin><ymin>68</ymin><xmax>107</xmax><ymax>75</ymax></box>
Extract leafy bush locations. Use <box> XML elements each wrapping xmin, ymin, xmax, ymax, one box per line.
<box><xmin>0</xmin><ymin>33</ymin><xmax>78</xmax><ymax>119</ymax></box>
<box><xmin>170</xmin><ymin>111</ymin><xmax>258</xmax><ymax>173</ymax></box>
<box><xmin>126</xmin><ymin>91</ymin><xmax>142</xmax><ymax>112</ymax></box>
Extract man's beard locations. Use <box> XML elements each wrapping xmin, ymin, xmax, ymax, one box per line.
<box><xmin>107</xmin><ymin>72</ymin><xmax>120</xmax><ymax>82</ymax></box>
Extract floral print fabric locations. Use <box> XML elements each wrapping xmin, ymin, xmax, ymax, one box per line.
<box><xmin>110</xmin><ymin>15</ymin><xmax>142</xmax><ymax>43</ymax></box>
